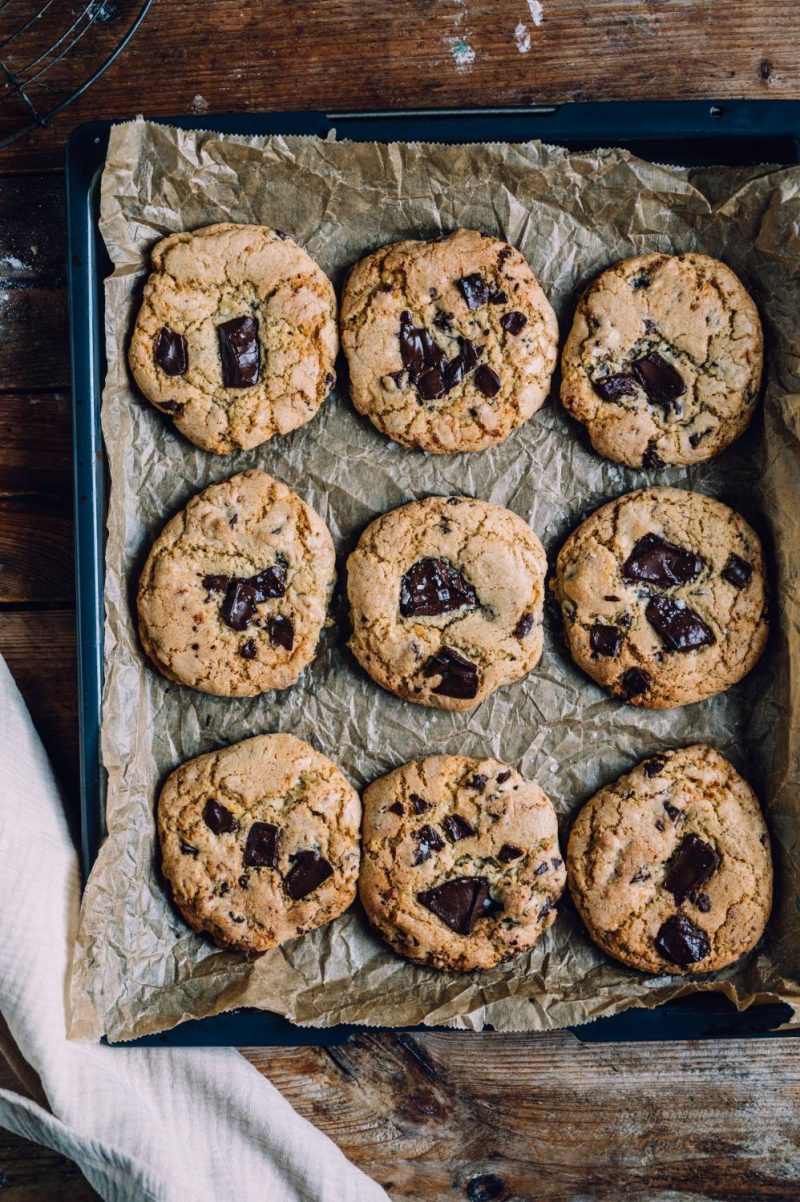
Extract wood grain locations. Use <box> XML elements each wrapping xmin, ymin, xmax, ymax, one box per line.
<box><xmin>1</xmin><ymin>0</ymin><xmax>798</xmax><ymax>171</ymax></box>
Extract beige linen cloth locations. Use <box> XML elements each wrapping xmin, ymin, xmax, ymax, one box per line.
<box><xmin>0</xmin><ymin>655</ymin><xmax>388</xmax><ymax>1202</ymax></box>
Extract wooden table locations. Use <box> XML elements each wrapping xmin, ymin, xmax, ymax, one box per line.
<box><xmin>1</xmin><ymin>3</ymin><xmax>799</xmax><ymax>1198</ymax></box>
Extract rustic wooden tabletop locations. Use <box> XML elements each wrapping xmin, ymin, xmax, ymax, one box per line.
<box><xmin>1</xmin><ymin>2</ymin><xmax>799</xmax><ymax>1199</ymax></box>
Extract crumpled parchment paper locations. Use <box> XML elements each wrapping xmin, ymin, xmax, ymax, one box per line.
<box><xmin>68</xmin><ymin>118</ymin><xmax>800</xmax><ymax>1042</ymax></box>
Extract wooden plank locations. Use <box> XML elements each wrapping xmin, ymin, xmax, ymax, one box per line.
<box><xmin>246</xmin><ymin>1030</ymin><xmax>800</xmax><ymax>1200</ymax></box>
<box><xmin>0</xmin><ymin>0</ymin><xmax>798</xmax><ymax>171</ymax></box>
<box><xmin>0</xmin><ymin>176</ymin><xmax>65</xmax><ymax>283</ymax></box>
<box><xmin>0</xmin><ymin>501</ymin><xmax>73</xmax><ymax>605</ymax></box>
<box><xmin>0</xmin><ymin>287</ymin><xmax>69</xmax><ymax>391</ymax></box>
<box><xmin>0</xmin><ymin>393</ymin><xmax>72</xmax><ymax>496</ymax></box>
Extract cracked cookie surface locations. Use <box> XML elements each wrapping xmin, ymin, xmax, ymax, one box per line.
<box><xmin>138</xmin><ymin>469</ymin><xmax>335</xmax><ymax>697</ymax></box>
<box><xmin>359</xmin><ymin>755</ymin><xmax>565</xmax><ymax>971</ymax></box>
<box><xmin>554</xmin><ymin>487</ymin><xmax>768</xmax><ymax>709</ymax></box>
<box><xmin>560</xmin><ymin>253</ymin><xmax>763</xmax><ymax>467</ymax></box>
<box><xmin>566</xmin><ymin>744</ymin><xmax>772</xmax><ymax>974</ymax></box>
<box><xmin>129</xmin><ymin>223</ymin><xmax>338</xmax><ymax>454</ymax></box>
<box><xmin>158</xmin><ymin>733</ymin><xmax>361</xmax><ymax>953</ymax></box>
<box><xmin>347</xmin><ymin>495</ymin><xmax>547</xmax><ymax>711</ymax></box>
<box><xmin>340</xmin><ymin>228</ymin><xmax>558</xmax><ymax>453</ymax></box>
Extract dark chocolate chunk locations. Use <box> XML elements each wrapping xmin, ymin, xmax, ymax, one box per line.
<box><xmin>631</xmin><ymin>272</ymin><xmax>651</xmax><ymax>290</ymax></box>
<box><xmin>689</xmin><ymin>430</ymin><xmax>707</xmax><ymax>448</ymax></box>
<box><xmin>551</xmin><ymin>857</ymin><xmax>562</xmax><ymax>868</ymax></box>
<box><xmin>410</xmin><ymin>794</ymin><xmax>431</xmax><ymax>814</ymax></box>
<box><xmin>534</xmin><ymin>861</ymin><xmax>549</xmax><ymax>876</ymax></box>
<box><xmin>239</xmin><ymin>874</ymin><xmax>249</xmax><ymax>888</ymax></box>
<box><xmin>488</xmin><ymin>286</ymin><xmax>508</xmax><ymax>305</ymax></box>
<box><xmin>244</xmin><ymin>821</ymin><xmax>280</xmax><ymax>868</ymax></box>
<box><xmin>443</xmin><ymin>336</ymin><xmax>480</xmax><ymax>390</ymax></box>
<box><xmin>221</xmin><ymin>580</ymin><xmax>258</xmax><ymax>631</ymax></box>
<box><xmin>417</xmin><ymin>875</ymin><xmax>498</xmax><ymax>935</ymax></box>
<box><xmin>399</xmin><ymin>311</ymin><xmax>427</xmax><ymax>374</ymax></box>
<box><xmin>644</xmin><ymin>757</ymin><xmax>666</xmax><ymax>777</ymax></box>
<box><xmin>474</xmin><ymin>365</ymin><xmax>501</xmax><ymax>398</ymax></box>
<box><xmin>443</xmin><ymin>814</ymin><xmax>475</xmax><ymax>842</ymax></box>
<box><xmin>267</xmin><ymin>614</ymin><xmax>294</xmax><ymax>650</ymax></box>
<box><xmin>457</xmin><ymin>273</ymin><xmax>489</xmax><ymax>310</ymax></box>
<box><xmin>514</xmin><ymin>612</ymin><xmax>534</xmax><ymax>639</ymax></box>
<box><xmin>203</xmin><ymin>798</ymin><xmax>238</xmax><ymax>835</ymax></box>
<box><xmin>400</xmin><ymin>557</ymin><xmax>478</xmax><ymax>618</ymax></box>
<box><xmin>619</xmin><ymin>667</ymin><xmax>650</xmax><ymax>698</ymax></box>
<box><xmin>721</xmin><ymin>553</ymin><xmax>753</xmax><ymax>590</ymax></box>
<box><xmin>631</xmin><ymin>351</ymin><xmax>686</xmax><ymax>412</ymax></box>
<box><xmin>663</xmin><ymin>801</ymin><xmax>682</xmax><ymax>823</ymax></box>
<box><xmin>180</xmin><ymin>841</ymin><xmax>198</xmax><ymax>856</ymax></box>
<box><xmin>155</xmin><ymin>326</ymin><xmax>188</xmax><ymax>376</ymax></box>
<box><xmin>642</xmin><ymin>445</ymin><xmax>664</xmax><ymax>469</ymax></box>
<box><xmin>202</xmin><ymin>573</ymin><xmax>230</xmax><ymax>595</ymax></box>
<box><xmin>433</xmin><ymin>310</ymin><xmax>453</xmax><ymax>331</ymax></box>
<box><xmin>239</xmin><ymin>638</ymin><xmax>257</xmax><ymax>660</ymax></box>
<box><xmin>538</xmin><ymin>900</ymin><xmax>553</xmax><ymax>921</ymax></box>
<box><xmin>229</xmin><ymin>912</ymin><xmax>245</xmax><ymax>923</ymax></box>
<box><xmin>496</xmin><ymin>770</ymin><xmax>511</xmax><ymax>784</ymax></box>
<box><xmin>284</xmin><ymin>850</ymin><xmax>333</xmax><ymax>899</ymax></box>
<box><xmin>412</xmin><ymin>824</ymin><xmax>445</xmax><ymax>865</ymax></box>
<box><xmin>664</xmin><ymin>833</ymin><xmax>720</xmax><ymax>903</ymax></box>
<box><xmin>468</xmin><ymin>774</ymin><xmax>488</xmax><ymax>792</ymax></box>
<box><xmin>422</xmin><ymin>646</ymin><xmax>480</xmax><ymax>700</ymax></box>
<box><xmin>388</xmin><ymin>801</ymin><xmax>405</xmax><ymax>816</ymax></box>
<box><xmin>498</xmin><ymin>844</ymin><xmax>522</xmax><ymax>862</ymax></box>
<box><xmin>385</xmin><ymin>369</ymin><xmax>407</xmax><ymax>388</ymax></box>
<box><xmin>690</xmin><ymin>891</ymin><xmax>711</xmax><ymax>913</ymax></box>
<box><xmin>645</xmin><ymin>596</ymin><xmax>715</xmax><ymax>652</ymax></box>
<box><xmin>622</xmin><ymin>533</ymin><xmax>703</xmax><ymax>587</ymax></box>
<box><xmin>655</xmin><ymin>819</ymin><xmax>666</xmax><ymax>832</ymax></box>
<box><xmin>250</xmin><ymin>555</ymin><xmax>287</xmax><ymax>600</ymax></box>
<box><xmin>655</xmin><ymin>913</ymin><xmax>711</xmax><ymax>966</ymax></box>
<box><xmin>593</xmin><ymin>372</ymin><xmax>638</xmax><ymax>402</ymax></box>
<box><xmin>500</xmin><ymin>310</ymin><xmax>528</xmax><ymax>335</ymax></box>
<box><xmin>159</xmin><ymin>400</ymin><xmax>184</xmax><ymax>415</ymax></box>
<box><xmin>590</xmin><ymin>623</ymin><xmax>622</xmax><ymax>657</ymax></box>
<box><xmin>218</xmin><ymin>315</ymin><xmax>260</xmax><ymax>388</ymax></box>
<box><xmin>416</xmin><ymin>367</ymin><xmax>447</xmax><ymax>400</ymax></box>
<box><xmin>630</xmin><ymin>867</ymin><xmax>650</xmax><ymax>883</ymax></box>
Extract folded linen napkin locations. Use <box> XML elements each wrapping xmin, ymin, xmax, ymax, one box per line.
<box><xmin>0</xmin><ymin>655</ymin><xmax>388</xmax><ymax>1202</ymax></box>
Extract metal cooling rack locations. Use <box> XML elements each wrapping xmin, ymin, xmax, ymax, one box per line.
<box><xmin>0</xmin><ymin>0</ymin><xmax>151</xmax><ymax>149</ymax></box>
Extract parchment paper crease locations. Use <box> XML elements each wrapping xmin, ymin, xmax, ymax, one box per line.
<box><xmin>69</xmin><ymin>117</ymin><xmax>800</xmax><ymax>1042</ymax></box>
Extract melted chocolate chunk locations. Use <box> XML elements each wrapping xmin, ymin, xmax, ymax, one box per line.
<box><xmin>433</xmin><ymin>310</ymin><xmax>453</xmax><ymax>331</ymax></box>
<box><xmin>655</xmin><ymin>913</ymin><xmax>710</xmax><ymax>966</ymax></box>
<box><xmin>488</xmin><ymin>286</ymin><xmax>508</xmax><ymax>305</ymax></box>
<box><xmin>202</xmin><ymin>573</ymin><xmax>230</xmax><ymax>595</ymax></box>
<box><xmin>180</xmin><ymin>841</ymin><xmax>198</xmax><ymax>856</ymax></box>
<box><xmin>622</xmin><ymin>533</ymin><xmax>703</xmax><ymax>587</ymax></box>
<box><xmin>244</xmin><ymin>821</ymin><xmax>280</xmax><ymax>868</ymax></box>
<box><xmin>619</xmin><ymin>667</ymin><xmax>650</xmax><ymax>698</ymax></box>
<box><xmin>663</xmin><ymin>801</ymin><xmax>682</xmax><ymax>823</ymax></box>
<box><xmin>239</xmin><ymin>638</ymin><xmax>257</xmax><ymax>660</ymax></box>
<box><xmin>417</xmin><ymin>875</ymin><xmax>499</xmax><ymax>935</ymax></box>
<box><xmin>474</xmin><ymin>365</ymin><xmax>501</xmax><ymax>398</ymax></box>
<box><xmin>416</xmin><ymin>367</ymin><xmax>447</xmax><ymax>400</ymax></box>
<box><xmin>268</xmin><ymin>614</ymin><xmax>294</xmax><ymax>650</ymax></box>
<box><xmin>388</xmin><ymin>801</ymin><xmax>405</xmax><ymax>816</ymax></box>
<box><xmin>412</xmin><ymin>824</ymin><xmax>445</xmax><ymax>865</ymax></box>
<box><xmin>534</xmin><ymin>861</ymin><xmax>549</xmax><ymax>876</ymax></box>
<box><xmin>443</xmin><ymin>336</ymin><xmax>479</xmax><ymax>390</ymax></box>
<box><xmin>218</xmin><ymin>315</ymin><xmax>260</xmax><ymax>388</ymax></box>
<box><xmin>422</xmin><ymin>647</ymin><xmax>480</xmax><ymax>699</ymax></box>
<box><xmin>496</xmin><ymin>770</ymin><xmax>511</xmax><ymax>784</ymax></box>
<box><xmin>250</xmin><ymin>555</ymin><xmax>287</xmax><ymax>601</ymax></box>
<box><xmin>722</xmin><ymin>553</ymin><xmax>753</xmax><ymax>590</ymax></box>
<box><xmin>400</xmin><ymin>557</ymin><xmax>478</xmax><ymax>618</ymax></box>
<box><xmin>443</xmin><ymin>814</ymin><xmax>475</xmax><ymax>842</ymax></box>
<box><xmin>498</xmin><ymin>844</ymin><xmax>522</xmax><ymax>862</ymax></box>
<box><xmin>155</xmin><ymin>326</ymin><xmax>188</xmax><ymax>376</ymax></box>
<box><xmin>457</xmin><ymin>273</ymin><xmax>489</xmax><ymax>310</ymax></box>
<box><xmin>644</xmin><ymin>757</ymin><xmax>666</xmax><ymax>777</ymax></box>
<box><xmin>642</xmin><ymin>445</ymin><xmax>664</xmax><ymax>469</ymax></box>
<box><xmin>284</xmin><ymin>851</ymin><xmax>333</xmax><ymax>899</ymax></box>
<box><xmin>689</xmin><ymin>430</ymin><xmax>707</xmax><ymax>448</ymax></box>
<box><xmin>655</xmin><ymin>819</ymin><xmax>666</xmax><ymax>832</ymax></box>
<box><xmin>500</xmin><ymin>310</ymin><xmax>527</xmax><ymax>335</ymax></box>
<box><xmin>410</xmin><ymin>793</ymin><xmax>431</xmax><ymax>814</ymax></box>
<box><xmin>468</xmin><ymin>774</ymin><xmax>487</xmax><ymax>792</ymax></box>
<box><xmin>593</xmin><ymin>372</ymin><xmax>638</xmax><ymax>402</ymax></box>
<box><xmin>631</xmin><ymin>351</ymin><xmax>686</xmax><ymax>412</ymax></box>
<box><xmin>203</xmin><ymin>799</ymin><xmax>238</xmax><ymax>835</ymax></box>
<box><xmin>221</xmin><ymin>580</ymin><xmax>258</xmax><ymax>631</ymax></box>
<box><xmin>645</xmin><ymin>596</ymin><xmax>715</xmax><ymax>652</ymax></box>
<box><xmin>160</xmin><ymin>400</ymin><xmax>184</xmax><ymax>415</ymax></box>
<box><xmin>590</xmin><ymin>623</ymin><xmax>622</xmax><ymax>657</ymax></box>
<box><xmin>664</xmin><ymin>833</ymin><xmax>720</xmax><ymax>903</ymax></box>
<box><xmin>399</xmin><ymin>311</ymin><xmax>427</xmax><ymax>374</ymax></box>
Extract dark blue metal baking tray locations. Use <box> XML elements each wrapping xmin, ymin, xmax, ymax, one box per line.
<box><xmin>67</xmin><ymin>101</ymin><xmax>800</xmax><ymax>1046</ymax></box>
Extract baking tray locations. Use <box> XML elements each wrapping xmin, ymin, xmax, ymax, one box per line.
<box><xmin>66</xmin><ymin>101</ymin><xmax>800</xmax><ymax>1046</ymax></box>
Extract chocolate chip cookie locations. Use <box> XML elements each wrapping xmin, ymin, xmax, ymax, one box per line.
<box><xmin>359</xmin><ymin>755</ymin><xmax>565</xmax><ymax>971</ymax></box>
<box><xmin>129</xmin><ymin>223</ymin><xmax>338</xmax><ymax>454</ymax></box>
<box><xmin>340</xmin><ymin>228</ymin><xmax>558</xmax><ymax>453</ymax></box>
<box><xmin>158</xmin><ymin>734</ymin><xmax>361</xmax><ymax>952</ymax></box>
<box><xmin>347</xmin><ymin>495</ymin><xmax>548</xmax><ymax>711</ymax></box>
<box><xmin>138</xmin><ymin>469</ymin><xmax>335</xmax><ymax>697</ymax></box>
<box><xmin>566</xmin><ymin>744</ymin><xmax>772</xmax><ymax>974</ymax></box>
<box><xmin>560</xmin><ymin>253</ymin><xmax>763</xmax><ymax>467</ymax></box>
<box><xmin>554</xmin><ymin>487</ymin><xmax>768</xmax><ymax>708</ymax></box>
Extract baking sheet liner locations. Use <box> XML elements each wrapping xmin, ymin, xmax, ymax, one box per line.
<box><xmin>68</xmin><ymin>118</ymin><xmax>800</xmax><ymax>1042</ymax></box>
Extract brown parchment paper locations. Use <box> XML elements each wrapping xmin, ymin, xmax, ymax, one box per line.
<box><xmin>68</xmin><ymin>117</ymin><xmax>800</xmax><ymax>1043</ymax></box>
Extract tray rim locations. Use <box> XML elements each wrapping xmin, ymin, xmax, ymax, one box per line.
<box><xmin>66</xmin><ymin>100</ymin><xmax>800</xmax><ymax>1047</ymax></box>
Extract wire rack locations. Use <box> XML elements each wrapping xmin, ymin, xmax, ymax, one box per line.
<box><xmin>0</xmin><ymin>0</ymin><xmax>152</xmax><ymax>149</ymax></box>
